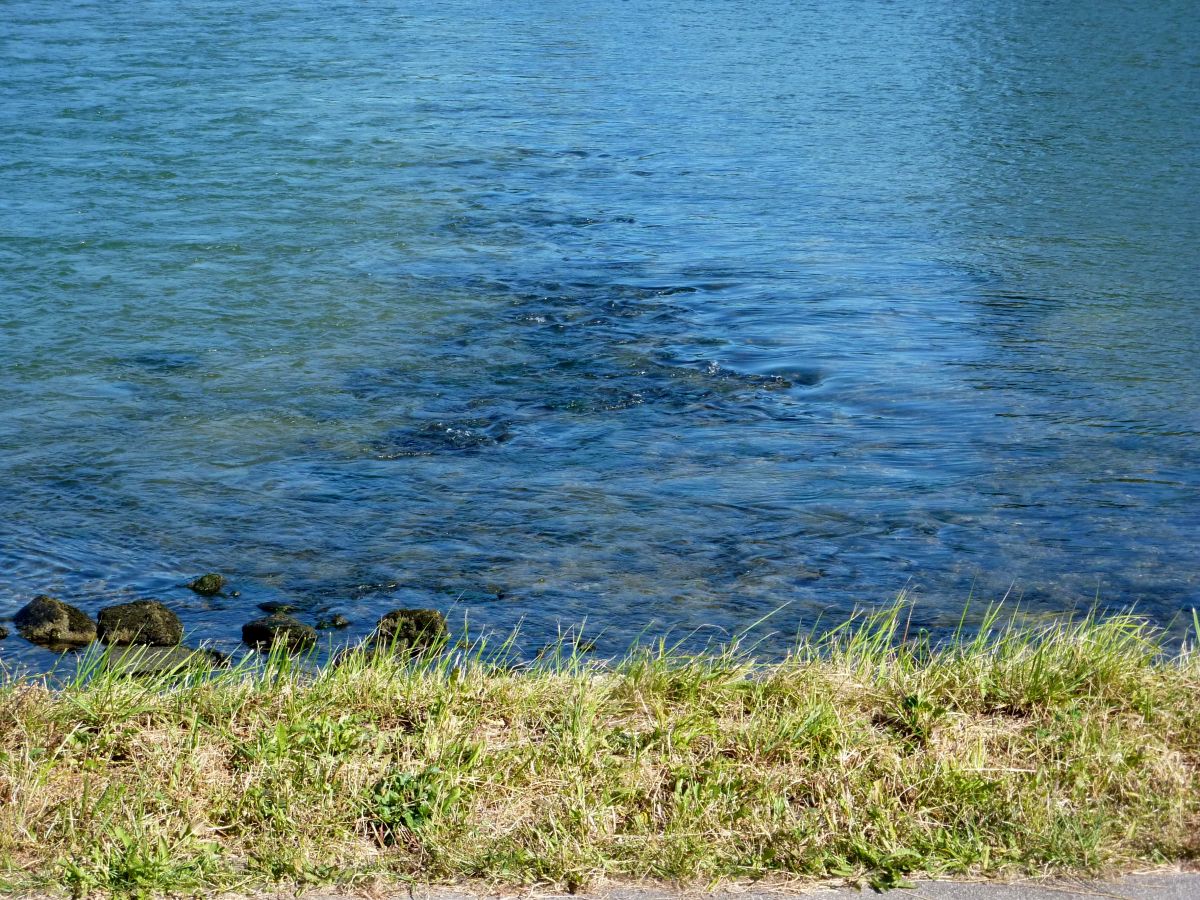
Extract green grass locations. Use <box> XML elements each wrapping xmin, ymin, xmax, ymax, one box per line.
<box><xmin>1</xmin><ymin>603</ymin><xmax>1197</xmax><ymax>897</ymax></box>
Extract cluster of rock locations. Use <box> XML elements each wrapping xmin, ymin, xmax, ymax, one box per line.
<box><xmin>1</xmin><ymin>572</ymin><xmax>448</xmax><ymax>673</ymax></box>
<box><xmin>240</xmin><ymin>607</ymin><xmax>446</xmax><ymax>656</ymax></box>
<box><xmin>4</xmin><ymin>594</ymin><xmax>213</xmax><ymax>675</ymax></box>
<box><xmin>14</xmin><ymin>595</ymin><xmax>175</xmax><ymax>647</ymax></box>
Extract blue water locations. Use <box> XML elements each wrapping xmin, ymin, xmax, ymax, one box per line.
<box><xmin>2</xmin><ymin>0</ymin><xmax>1198</xmax><ymax>669</ymax></box>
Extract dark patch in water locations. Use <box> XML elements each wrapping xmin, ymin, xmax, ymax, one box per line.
<box><xmin>371</xmin><ymin>418</ymin><xmax>511</xmax><ymax>458</ymax></box>
<box><xmin>526</xmin><ymin>210</ymin><xmax>606</xmax><ymax>229</ymax></box>
<box><xmin>784</xmin><ymin>368</ymin><xmax>823</xmax><ymax>387</ymax></box>
<box><xmin>654</xmin><ymin>359</ymin><xmax>797</xmax><ymax>393</ymax></box>
<box><xmin>541</xmin><ymin>386</ymin><xmax>658</xmax><ymax>414</ymax></box>
<box><xmin>125</xmin><ymin>352</ymin><xmax>201</xmax><ymax>373</ymax></box>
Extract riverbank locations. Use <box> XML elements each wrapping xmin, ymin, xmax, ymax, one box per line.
<box><xmin>1</xmin><ymin>606</ymin><xmax>1197</xmax><ymax>896</ymax></box>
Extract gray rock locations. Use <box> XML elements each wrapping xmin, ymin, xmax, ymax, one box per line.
<box><xmin>188</xmin><ymin>573</ymin><xmax>225</xmax><ymax>596</ymax></box>
<box><xmin>242</xmin><ymin>614</ymin><xmax>317</xmax><ymax>652</ymax></box>
<box><xmin>97</xmin><ymin>600</ymin><xmax>183</xmax><ymax>646</ymax></box>
<box><xmin>370</xmin><ymin>608</ymin><xmax>447</xmax><ymax>653</ymax></box>
<box><xmin>14</xmin><ymin>596</ymin><xmax>97</xmax><ymax>647</ymax></box>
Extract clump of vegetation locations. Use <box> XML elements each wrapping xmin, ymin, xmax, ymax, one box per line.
<box><xmin>187</xmin><ymin>574</ymin><xmax>225</xmax><ymax>596</ymax></box>
<box><xmin>0</xmin><ymin>604</ymin><xmax>1196</xmax><ymax>897</ymax></box>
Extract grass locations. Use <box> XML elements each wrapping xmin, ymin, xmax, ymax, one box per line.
<box><xmin>0</xmin><ymin>602</ymin><xmax>1197</xmax><ymax>897</ymax></box>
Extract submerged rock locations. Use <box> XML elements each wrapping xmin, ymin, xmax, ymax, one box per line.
<box><xmin>371</xmin><ymin>419</ymin><xmax>510</xmax><ymax>458</ymax></box>
<box><xmin>370</xmin><ymin>608</ymin><xmax>447</xmax><ymax>653</ymax></box>
<box><xmin>188</xmin><ymin>573</ymin><xmax>225</xmax><ymax>596</ymax></box>
<box><xmin>14</xmin><ymin>596</ymin><xmax>97</xmax><ymax>647</ymax></box>
<box><xmin>0</xmin><ymin>625</ymin><xmax>7</xmax><ymax>640</ymax></box>
<box><xmin>97</xmin><ymin>600</ymin><xmax>183</xmax><ymax>646</ymax></box>
<box><xmin>257</xmin><ymin>601</ymin><xmax>297</xmax><ymax>614</ymax></box>
<box><xmin>100</xmin><ymin>645</ymin><xmax>226</xmax><ymax>677</ymax></box>
<box><xmin>242</xmin><ymin>614</ymin><xmax>317</xmax><ymax>652</ymax></box>
<box><xmin>316</xmin><ymin>614</ymin><xmax>350</xmax><ymax>630</ymax></box>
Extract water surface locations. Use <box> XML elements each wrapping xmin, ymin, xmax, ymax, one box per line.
<box><xmin>2</xmin><ymin>0</ymin><xmax>1198</xmax><ymax>669</ymax></box>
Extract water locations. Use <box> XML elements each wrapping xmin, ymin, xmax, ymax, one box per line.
<box><xmin>2</xmin><ymin>0</ymin><xmax>1198</xmax><ymax>670</ymax></box>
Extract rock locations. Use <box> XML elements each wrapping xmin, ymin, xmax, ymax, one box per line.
<box><xmin>370</xmin><ymin>608</ymin><xmax>447</xmax><ymax>653</ymax></box>
<box><xmin>0</xmin><ymin>625</ymin><xmax>7</xmax><ymax>640</ymax></box>
<box><xmin>316</xmin><ymin>614</ymin><xmax>350</xmax><ymax>630</ymax></box>
<box><xmin>188</xmin><ymin>573</ymin><xmax>225</xmax><ymax>596</ymax></box>
<box><xmin>97</xmin><ymin>600</ymin><xmax>183</xmax><ymax>646</ymax></box>
<box><xmin>257</xmin><ymin>601</ymin><xmax>297</xmax><ymax>614</ymax></box>
<box><xmin>14</xmin><ymin>596</ymin><xmax>97</xmax><ymax>647</ymax></box>
<box><xmin>100</xmin><ymin>645</ymin><xmax>226</xmax><ymax>677</ymax></box>
<box><xmin>242</xmin><ymin>614</ymin><xmax>317</xmax><ymax>652</ymax></box>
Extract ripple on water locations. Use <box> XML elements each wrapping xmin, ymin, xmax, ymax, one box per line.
<box><xmin>2</xmin><ymin>0</ymin><xmax>1198</xmax><ymax>673</ymax></box>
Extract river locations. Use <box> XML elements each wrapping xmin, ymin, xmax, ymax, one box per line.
<box><xmin>1</xmin><ymin>0</ymin><xmax>1197</xmax><ymax>669</ymax></box>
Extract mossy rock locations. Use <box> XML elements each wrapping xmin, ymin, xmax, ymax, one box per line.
<box><xmin>242</xmin><ymin>614</ymin><xmax>317</xmax><ymax>652</ymax></box>
<box><xmin>316</xmin><ymin>614</ymin><xmax>350</xmax><ymax>630</ymax></box>
<box><xmin>188</xmin><ymin>573</ymin><xmax>225</xmax><ymax>596</ymax></box>
<box><xmin>97</xmin><ymin>600</ymin><xmax>183</xmax><ymax>646</ymax></box>
<box><xmin>370</xmin><ymin>608</ymin><xmax>448</xmax><ymax>653</ymax></box>
<box><xmin>0</xmin><ymin>625</ymin><xmax>7</xmax><ymax>640</ymax></box>
<box><xmin>257</xmin><ymin>601</ymin><xmax>297</xmax><ymax>614</ymax></box>
<box><xmin>14</xmin><ymin>596</ymin><xmax>96</xmax><ymax>647</ymax></box>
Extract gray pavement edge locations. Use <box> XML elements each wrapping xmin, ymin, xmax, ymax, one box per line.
<box><xmin>251</xmin><ymin>868</ymin><xmax>1200</xmax><ymax>900</ymax></box>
